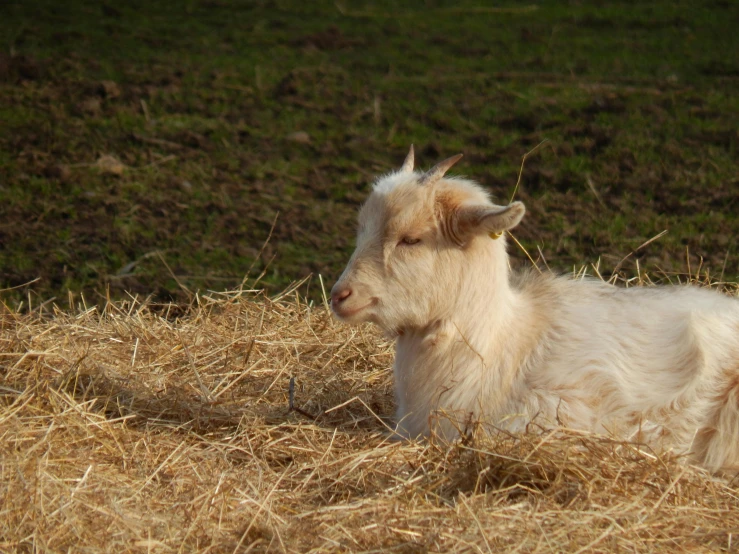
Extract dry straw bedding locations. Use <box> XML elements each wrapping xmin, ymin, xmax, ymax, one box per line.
<box><xmin>2</xmin><ymin>284</ymin><xmax>739</xmax><ymax>553</ymax></box>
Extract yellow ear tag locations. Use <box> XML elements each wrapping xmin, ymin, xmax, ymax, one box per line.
<box><xmin>489</xmin><ymin>231</ymin><xmax>502</xmax><ymax>240</ymax></box>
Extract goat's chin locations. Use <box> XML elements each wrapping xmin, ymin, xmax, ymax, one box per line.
<box><xmin>331</xmin><ymin>299</ymin><xmax>377</xmax><ymax>324</ymax></box>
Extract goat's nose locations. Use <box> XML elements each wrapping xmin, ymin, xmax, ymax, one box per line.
<box><xmin>331</xmin><ymin>286</ymin><xmax>352</xmax><ymax>307</ymax></box>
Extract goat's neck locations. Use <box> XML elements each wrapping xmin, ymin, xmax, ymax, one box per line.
<box><xmin>400</xmin><ymin>238</ymin><xmax>517</xmax><ymax>352</ymax></box>
<box><xmin>393</xmin><ymin>239</ymin><xmax>527</xmax><ymax>432</ymax></box>
<box><xmin>448</xmin><ymin>238</ymin><xmax>515</xmax><ymax>341</ymax></box>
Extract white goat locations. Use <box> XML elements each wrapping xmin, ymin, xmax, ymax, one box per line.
<box><xmin>331</xmin><ymin>146</ymin><xmax>739</xmax><ymax>473</ymax></box>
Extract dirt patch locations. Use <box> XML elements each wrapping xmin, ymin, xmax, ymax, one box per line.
<box><xmin>0</xmin><ymin>53</ymin><xmax>44</xmax><ymax>83</ymax></box>
<box><xmin>292</xmin><ymin>26</ymin><xmax>363</xmax><ymax>51</ymax></box>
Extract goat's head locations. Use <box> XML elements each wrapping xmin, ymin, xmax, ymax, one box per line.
<box><xmin>331</xmin><ymin>146</ymin><xmax>525</xmax><ymax>333</ymax></box>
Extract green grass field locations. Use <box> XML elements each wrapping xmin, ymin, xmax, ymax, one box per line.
<box><xmin>1</xmin><ymin>0</ymin><xmax>737</xmax><ymax>305</ymax></box>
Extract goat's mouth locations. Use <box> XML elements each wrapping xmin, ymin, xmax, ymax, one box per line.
<box><xmin>332</xmin><ymin>298</ymin><xmax>377</xmax><ymax>322</ymax></box>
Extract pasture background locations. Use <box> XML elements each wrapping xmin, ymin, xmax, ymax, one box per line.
<box><xmin>1</xmin><ymin>0</ymin><xmax>738</xmax><ymax>305</ymax></box>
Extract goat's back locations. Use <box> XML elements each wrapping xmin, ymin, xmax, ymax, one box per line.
<box><xmin>516</xmin><ymin>273</ymin><xmax>739</xmax><ymax>467</ymax></box>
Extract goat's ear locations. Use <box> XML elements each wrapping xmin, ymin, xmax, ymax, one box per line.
<box><xmin>455</xmin><ymin>201</ymin><xmax>525</xmax><ymax>240</ymax></box>
<box><xmin>479</xmin><ymin>201</ymin><xmax>526</xmax><ymax>233</ymax></box>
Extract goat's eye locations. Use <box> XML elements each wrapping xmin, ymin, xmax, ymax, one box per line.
<box><xmin>399</xmin><ymin>237</ymin><xmax>421</xmax><ymax>246</ymax></box>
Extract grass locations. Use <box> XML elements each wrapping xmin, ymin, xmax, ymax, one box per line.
<box><xmin>2</xmin><ymin>281</ymin><xmax>739</xmax><ymax>552</ymax></box>
<box><xmin>1</xmin><ymin>0</ymin><xmax>737</xmax><ymax>304</ymax></box>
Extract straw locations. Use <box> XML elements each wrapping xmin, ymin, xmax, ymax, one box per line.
<box><xmin>1</xmin><ymin>280</ymin><xmax>738</xmax><ymax>552</ymax></box>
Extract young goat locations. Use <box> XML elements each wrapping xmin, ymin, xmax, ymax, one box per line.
<box><xmin>331</xmin><ymin>146</ymin><xmax>739</xmax><ymax>472</ymax></box>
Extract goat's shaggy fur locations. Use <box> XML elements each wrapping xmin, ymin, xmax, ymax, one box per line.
<box><xmin>331</xmin><ymin>147</ymin><xmax>739</xmax><ymax>472</ymax></box>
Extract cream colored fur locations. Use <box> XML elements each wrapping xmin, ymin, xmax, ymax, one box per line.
<box><xmin>330</xmin><ymin>149</ymin><xmax>739</xmax><ymax>473</ymax></box>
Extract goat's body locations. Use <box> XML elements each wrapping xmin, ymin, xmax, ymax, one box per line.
<box><xmin>395</xmin><ymin>268</ymin><xmax>739</xmax><ymax>471</ymax></box>
<box><xmin>331</xmin><ymin>148</ymin><xmax>739</xmax><ymax>473</ymax></box>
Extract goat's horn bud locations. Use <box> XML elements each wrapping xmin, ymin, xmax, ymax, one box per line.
<box><xmin>419</xmin><ymin>153</ymin><xmax>463</xmax><ymax>186</ymax></box>
<box><xmin>400</xmin><ymin>144</ymin><xmax>415</xmax><ymax>173</ymax></box>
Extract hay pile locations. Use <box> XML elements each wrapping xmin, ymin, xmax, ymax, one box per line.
<box><xmin>2</xmin><ymin>285</ymin><xmax>738</xmax><ymax>553</ymax></box>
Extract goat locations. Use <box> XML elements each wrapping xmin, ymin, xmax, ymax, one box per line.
<box><xmin>331</xmin><ymin>145</ymin><xmax>739</xmax><ymax>473</ymax></box>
